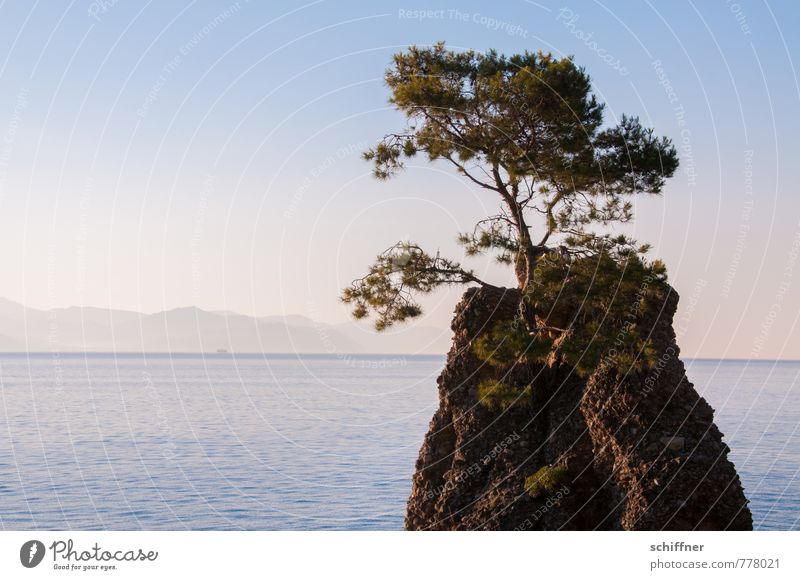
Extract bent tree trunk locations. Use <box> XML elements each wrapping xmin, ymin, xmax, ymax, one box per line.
<box><xmin>515</xmin><ymin>243</ymin><xmax>547</xmax><ymax>332</ymax></box>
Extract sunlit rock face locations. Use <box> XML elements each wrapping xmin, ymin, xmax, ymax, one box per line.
<box><xmin>405</xmin><ymin>286</ymin><xmax>752</xmax><ymax>531</ymax></box>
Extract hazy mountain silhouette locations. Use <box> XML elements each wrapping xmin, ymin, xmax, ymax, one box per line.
<box><xmin>0</xmin><ymin>298</ymin><xmax>448</xmax><ymax>354</ymax></box>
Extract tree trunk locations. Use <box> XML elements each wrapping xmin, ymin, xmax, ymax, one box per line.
<box><xmin>514</xmin><ymin>251</ymin><xmax>528</xmax><ymax>289</ymax></box>
<box><xmin>516</xmin><ymin>244</ymin><xmax>540</xmax><ymax>332</ymax></box>
<box><xmin>506</xmin><ymin>186</ymin><xmax>541</xmax><ymax>332</ymax></box>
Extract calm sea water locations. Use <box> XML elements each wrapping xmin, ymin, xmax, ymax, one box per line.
<box><xmin>0</xmin><ymin>354</ymin><xmax>797</xmax><ymax>530</ymax></box>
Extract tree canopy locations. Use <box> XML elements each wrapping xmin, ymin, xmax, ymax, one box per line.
<box><xmin>342</xmin><ymin>43</ymin><xmax>678</xmax><ymax>331</ymax></box>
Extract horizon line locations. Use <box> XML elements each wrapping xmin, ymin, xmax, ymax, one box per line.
<box><xmin>0</xmin><ymin>351</ymin><xmax>798</xmax><ymax>363</ymax></box>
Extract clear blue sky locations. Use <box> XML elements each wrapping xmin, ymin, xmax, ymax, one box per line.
<box><xmin>0</xmin><ymin>0</ymin><xmax>798</xmax><ymax>358</ymax></box>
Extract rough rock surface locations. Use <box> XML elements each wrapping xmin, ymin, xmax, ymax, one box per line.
<box><xmin>405</xmin><ymin>285</ymin><xmax>752</xmax><ymax>530</ymax></box>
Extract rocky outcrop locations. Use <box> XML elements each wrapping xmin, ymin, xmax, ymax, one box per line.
<box><xmin>405</xmin><ymin>285</ymin><xmax>752</xmax><ymax>530</ymax></box>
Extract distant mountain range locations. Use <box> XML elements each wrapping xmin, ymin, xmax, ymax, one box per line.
<box><xmin>0</xmin><ymin>298</ymin><xmax>449</xmax><ymax>354</ymax></box>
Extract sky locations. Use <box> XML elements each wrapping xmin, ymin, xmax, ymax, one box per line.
<box><xmin>0</xmin><ymin>0</ymin><xmax>798</xmax><ymax>359</ymax></box>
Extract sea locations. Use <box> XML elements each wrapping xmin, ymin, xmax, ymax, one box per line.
<box><xmin>0</xmin><ymin>354</ymin><xmax>797</xmax><ymax>530</ymax></box>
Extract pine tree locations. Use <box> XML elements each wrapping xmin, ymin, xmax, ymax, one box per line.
<box><xmin>342</xmin><ymin>43</ymin><xmax>678</xmax><ymax>332</ymax></box>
